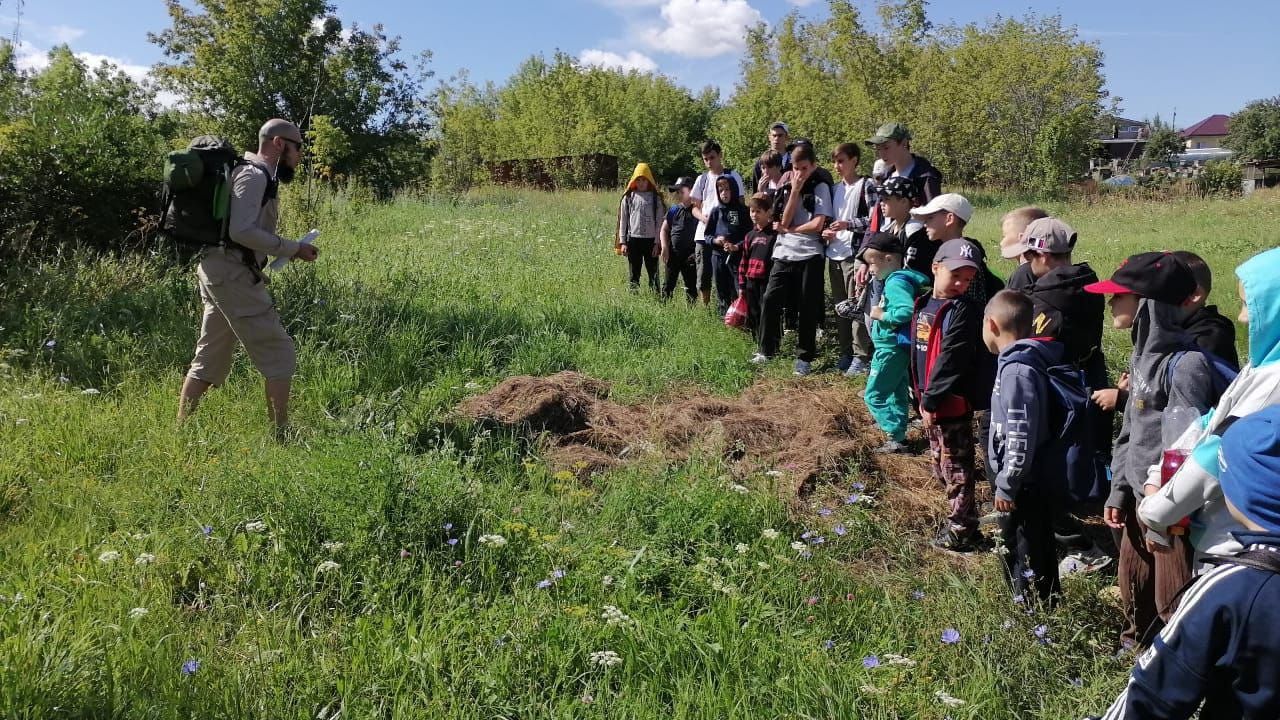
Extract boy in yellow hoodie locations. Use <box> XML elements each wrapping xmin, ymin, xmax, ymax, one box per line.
<box><xmin>617</xmin><ymin>163</ymin><xmax>666</xmax><ymax>292</ymax></box>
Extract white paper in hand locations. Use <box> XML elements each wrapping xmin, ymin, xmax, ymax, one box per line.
<box><xmin>268</xmin><ymin>229</ymin><xmax>320</xmax><ymax>271</ymax></box>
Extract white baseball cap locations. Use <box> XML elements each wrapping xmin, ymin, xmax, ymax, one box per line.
<box><xmin>909</xmin><ymin>193</ymin><xmax>974</xmax><ymax>224</ymax></box>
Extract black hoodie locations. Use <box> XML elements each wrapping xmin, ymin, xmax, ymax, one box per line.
<box><xmin>1181</xmin><ymin>305</ymin><xmax>1240</xmax><ymax>370</ymax></box>
<box><xmin>1029</xmin><ymin>263</ymin><xmax>1105</xmax><ymax>373</ymax></box>
<box><xmin>706</xmin><ymin>177</ymin><xmax>751</xmax><ymax>253</ymax></box>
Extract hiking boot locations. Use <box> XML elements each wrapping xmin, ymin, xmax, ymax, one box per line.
<box><xmin>1059</xmin><ymin>546</ymin><xmax>1113</xmax><ymax>576</ymax></box>
<box><xmin>845</xmin><ymin>357</ymin><xmax>870</xmax><ymax>376</ymax></box>
<box><xmin>873</xmin><ymin>439</ymin><xmax>908</xmax><ymax>454</ymax></box>
<box><xmin>750</xmin><ymin>352</ymin><xmax>773</xmax><ymax>365</ymax></box>
<box><xmin>931</xmin><ymin>526</ymin><xmax>987</xmax><ymax>554</ymax></box>
<box><xmin>793</xmin><ymin>359</ymin><xmax>813</xmax><ymax>376</ymax></box>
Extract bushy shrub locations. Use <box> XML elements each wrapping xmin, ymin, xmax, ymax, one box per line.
<box><xmin>0</xmin><ymin>45</ymin><xmax>172</xmax><ymax>261</ymax></box>
<box><xmin>1196</xmin><ymin>160</ymin><xmax>1243</xmax><ymax>197</ymax></box>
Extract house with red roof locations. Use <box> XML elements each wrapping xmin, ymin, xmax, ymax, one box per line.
<box><xmin>1180</xmin><ymin>114</ymin><xmax>1230</xmax><ymax>150</ymax></box>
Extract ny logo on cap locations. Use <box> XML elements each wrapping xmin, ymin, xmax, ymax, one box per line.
<box><xmin>959</xmin><ymin>244</ymin><xmax>974</xmax><ymax>258</ymax></box>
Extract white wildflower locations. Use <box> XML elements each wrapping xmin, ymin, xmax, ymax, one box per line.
<box><xmin>735</xmin><ymin>543</ymin><xmax>750</xmax><ymax>555</ymax></box>
<box><xmin>464</xmin><ymin>382</ymin><xmax>482</xmax><ymax>391</ymax></box>
<box><xmin>860</xmin><ymin>684</ymin><xmax>887</xmax><ymax>696</ymax></box>
<box><xmin>761</xmin><ymin>528</ymin><xmax>780</xmax><ymax>540</ymax></box>
<box><xmin>316</xmin><ymin>560</ymin><xmax>341</xmax><ymax>574</ymax></box>
<box><xmin>244</xmin><ymin>521</ymin><xmax>267</xmax><ymax>533</ymax></box>
<box><xmin>602</xmin><ymin>575</ymin><xmax>614</xmax><ymax>587</ymax></box>
<box><xmin>601</xmin><ymin>605</ymin><xmax>632</xmax><ymax>627</ymax></box>
<box><xmin>81</xmin><ymin>388</ymin><xmax>101</xmax><ymax>396</ymax></box>
<box><xmin>98</xmin><ymin>550</ymin><xmax>120</xmax><ymax>563</ymax></box>
<box><xmin>134</xmin><ymin>553</ymin><xmax>156</xmax><ymax>566</ymax></box>
<box><xmin>15</xmin><ymin>418</ymin><xmax>28</xmax><ymax>426</ymax></box>
<box><xmin>765</xmin><ymin>470</ymin><xmax>784</xmax><ymax>478</ymax></box>
<box><xmin>128</xmin><ymin>607</ymin><xmax>149</xmax><ymax>619</ymax></box>
<box><xmin>935</xmin><ymin>691</ymin><xmax>966</xmax><ymax>708</ymax></box>
<box><xmin>790</xmin><ymin>541</ymin><xmax>807</xmax><ymax>553</ymax></box>
<box><xmin>20</xmin><ymin>393</ymin><xmax>40</xmax><ymax>400</ymax></box>
<box><xmin>339</xmin><ymin>314</ymin><xmax>357</xmax><ymax>322</ymax></box>
<box><xmin>589</xmin><ymin>650</ymin><xmax>622</xmax><ymax>667</ymax></box>
<box><xmin>321</xmin><ymin>541</ymin><xmax>345</xmax><ymax>553</ymax></box>
<box><xmin>757</xmin><ymin>561</ymin><xmax>771</xmax><ymax>569</ymax></box>
<box><xmin>559</xmin><ymin>520</ymin><xmax>575</xmax><ymax>532</ymax></box>
<box><xmin>478</xmin><ymin>534</ymin><xmax>508</xmax><ymax>548</ymax></box>
<box><xmin>728</xmin><ymin>483</ymin><xmax>749</xmax><ymax>494</ymax></box>
<box><xmin>884</xmin><ymin>654</ymin><xmax>918</xmax><ymax>667</ymax></box>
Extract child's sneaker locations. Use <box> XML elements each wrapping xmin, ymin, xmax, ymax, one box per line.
<box><xmin>931</xmin><ymin>526</ymin><xmax>987</xmax><ymax>554</ymax></box>
<box><xmin>845</xmin><ymin>357</ymin><xmax>870</xmax><ymax>376</ymax></box>
<box><xmin>793</xmin><ymin>359</ymin><xmax>813</xmax><ymax>376</ymax></box>
<box><xmin>873</xmin><ymin>439</ymin><xmax>908</xmax><ymax>454</ymax></box>
<box><xmin>1059</xmin><ymin>546</ymin><xmax>1113</xmax><ymax>576</ymax></box>
<box><xmin>836</xmin><ymin>354</ymin><xmax>854</xmax><ymax>372</ymax></box>
<box><xmin>750</xmin><ymin>352</ymin><xmax>772</xmax><ymax>365</ymax></box>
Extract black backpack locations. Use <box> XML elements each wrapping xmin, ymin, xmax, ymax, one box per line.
<box><xmin>160</xmin><ymin>136</ymin><xmax>276</xmax><ymax>265</ymax></box>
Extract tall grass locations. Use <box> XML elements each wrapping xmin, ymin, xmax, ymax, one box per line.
<box><xmin>0</xmin><ymin>187</ymin><xmax>1275</xmax><ymax>718</ymax></box>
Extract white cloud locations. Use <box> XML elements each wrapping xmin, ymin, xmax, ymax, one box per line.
<box><xmin>579</xmin><ymin>48</ymin><xmax>659</xmax><ymax>73</ymax></box>
<box><xmin>47</xmin><ymin>24</ymin><xmax>86</xmax><ymax>44</ymax></box>
<box><xmin>785</xmin><ymin>0</ymin><xmax>816</xmax><ymax>5</ymax></box>
<box><xmin>641</xmin><ymin>0</ymin><xmax>764</xmax><ymax>58</ymax></box>
<box><xmin>12</xmin><ymin>41</ymin><xmax>181</xmax><ymax>108</ymax></box>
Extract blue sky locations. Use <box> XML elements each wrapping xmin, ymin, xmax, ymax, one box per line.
<box><xmin>6</xmin><ymin>0</ymin><xmax>1278</xmax><ymax>127</ymax></box>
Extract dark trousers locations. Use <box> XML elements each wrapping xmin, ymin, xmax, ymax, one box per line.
<box><xmin>997</xmin><ymin>486</ymin><xmax>1061</xmax><ymax>606</ymax></box>
<box><xmin>625</xmin><ymin>238</ymin><xmax>659</xmax><ymax>292</ymax></box>
<box><xmin>663</xmin><ymin>249</ymin><xmax>697</xmax><ymax>302</ymax></box>
<box><xmin>742</xmin><ymin>278</ymin><xmax>765</xmax><ymax>340</ymax></box>
<box><xmin>926</xmin><ymin>413</ymin><xmax>979</xmax><ymax>533</ymax></box>
<box><xmin>712</xmin><ymin>249</ymin><xmax>740</xmax><ymax>315</ymax></box>
<box><xmin>1118</xmin><ymin>493</ymin><xmax>1193</xmax><ymax>649</ymax></box>
<box><xmin>759</xmin><ymin>255</ymin><xmax>825</xmax><ymax>361</ymax></box>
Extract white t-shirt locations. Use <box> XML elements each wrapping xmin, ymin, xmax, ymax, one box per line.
<box><xmin>826</xmin><ymin>178</ymin><xmax>868</xmax><ymax>261</ymax></box>
<box><xmin>773</xmin><ymin>180</ymin><xmax>833</xmax><ymax>261</ymax></box>
<box><xmin>691</xmin><ymin>169</ymin><xmax>746</xmax><ymax>242</ymax></box>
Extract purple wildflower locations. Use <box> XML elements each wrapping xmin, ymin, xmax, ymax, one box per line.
<box><xmin>1013</xmin><ymin>593</ymin><xmax>1025</xmax><ymax>605</ymax></box>
<box><xmin>536</xmin><ymin>579</ymin><xmax>553</xmax><ymax>589</ymax></box>
<box><xmin>850</xmin><ymin>482</ymin><xmax>865</xmax><ymax>492</ymax></box>
<box><xmin>941</xmin><ymin>628</ymin><xmax>961</xmax><ymax>645</ymax></box>
<box><xmin>552</xmin><ymin>568</ymin><xmax>565</xmax><ymax>579</ymax></box>
<box><xmin>911</xmin><ymin>590</ymin><xmax>925</xmax><ymax>601</ymax></box>
<box><xmin>1033</xmin><ymin>624</ymin><xmax>1048</xmax><ymax>638</ymax></box>
<box><xmin>1070</xmin><ymin>677</ymin><xmax>1083</xmax><ymax>688</ymax></box>
<box><xmin>200</xmin><ymin>525</ymin><xmax>213</xmax><ymax>537</ymax></box>
<box><xmin>1022</xmin><ymin>568</ymin><xmax>1036</xmax><ymax>580</ymax></box>
<box><xmin>446</xmin><ymin>538</ymin><xmax>459</xmax><ymax>547</ymax></box>
<box><xmin>822</xmin><ymin>639</ymin><xmax>835</xmax><ymax>650</ymax></box>
<box><xmin>809</xmin><ymin>535</ymin><xmax>826</xmax><ymax>545</ymax></box>
<box><xmin>801</xmin><ymin>531</ymin><xmax>813</xmax><ymax>540</ymax></box>
<box><xmin>800</xmin><ymin>550</ymin><xmax>812</xmax><ymax>559</ymax></box>
<box><xmin>862</xmin><ymin>655</ymin><xmax>880</xmax><ymax>669</ymax></box>
<box><xmin>845</xmin><ymin>494</ymin><xmax>860</xmax><ymax>505</ymax></box>
<box><xmin>443</xmin><ymin>523</ymin><xmax>453</xmax><ymax>531</ymax></box>
<box><xmin>181</xmin><ymin>659</ymin><xmax>200</xmax><ymax>675</ymax></box>
<box><xmin>834</xmin><ymin>524</ymin><xmax>848</xmax><ymax>537</ymax></box>
<box><xmin>818</xmin><ymin>507</ymin><xmax>833</xmax><ymax>517</ymax></box>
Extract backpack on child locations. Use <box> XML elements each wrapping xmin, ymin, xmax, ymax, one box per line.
<box><xmin>160</xmin><ymin>135</ymin><xmax>276</xmax><ymax>263</ymax></box>
<box><xmin>1165</xmin><ymin>346</ymin><xmax>1240</xmax><ymax>399</ymax></box>
<box><xmin>1011</xmin><ymin>360</ymin><xmax>1106</xmax><ymax>506</ymax></box>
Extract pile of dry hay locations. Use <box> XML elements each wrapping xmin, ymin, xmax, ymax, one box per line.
<box><xmin>455</xmin><ymin>371</ymin><xmax>956</xmax><ymax>524</ymax></box>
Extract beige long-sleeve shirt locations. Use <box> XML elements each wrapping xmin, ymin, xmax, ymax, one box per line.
<box><xmin>226</xmin><ymin>152</ymin><xmax>299</xmax><ymax>265</ymax></box>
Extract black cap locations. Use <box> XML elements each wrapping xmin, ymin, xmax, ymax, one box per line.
<box><xmin>858</xmin><ymin>231</ymin><xmax>905</xmax><ymax>258</ymax></box>
<box><xmin>878</xmin><ymin>176</ymin><xmax>918</xmax><ymax>200</ymax></box>
<box><xmin>668</xmin><ymin>176</ymin><xmax>695</xmax><ymax>191</ymax></box>
<box><xmin>1084</xmin><ymin>251</ymin><xmax>1197</xmax><ymax>305</ymax></box>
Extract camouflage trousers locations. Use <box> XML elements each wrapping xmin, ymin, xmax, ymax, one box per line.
<box><xmin>926</xmin><ymin>413</ymin><xmax>979</xmax><ymax>533</ymax></box>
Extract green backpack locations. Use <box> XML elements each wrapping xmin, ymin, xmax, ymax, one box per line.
<box><xmin>160</xmin><ymin>135</ymin><xmax>242</xmax><ymax>251</ymax></box>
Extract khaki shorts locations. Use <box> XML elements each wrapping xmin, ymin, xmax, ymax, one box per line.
<box><xmin>187</xmin><ymin>250</ymin><xmax>296</xmax><ymax>385</ymax></box>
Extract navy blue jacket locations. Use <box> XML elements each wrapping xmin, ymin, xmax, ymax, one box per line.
<box><xmin>1101</xmin><ymin>532</ymin><xmax>1280</xmax><ymax>719</ymax></box>
<box><xmin>989</xmin><ymin>338</ymin><xmax>1065</xmax><ymax>503</ymax></box>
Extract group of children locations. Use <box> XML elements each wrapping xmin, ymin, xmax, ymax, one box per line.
<box><xmin>614</xmin><ymin>120</ymin><xmax>1280</xmax><ymax>718</ymax></box>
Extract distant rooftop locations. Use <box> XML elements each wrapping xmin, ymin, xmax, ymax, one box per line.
<box><xmin>1181</xmin><ymin>114</ymin><xmax>1230</xmax><ymax>138</ymax></box>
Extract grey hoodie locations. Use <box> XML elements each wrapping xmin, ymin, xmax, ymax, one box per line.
<box><xmin>1109</xmin><ymin>299</ymin><xmax>1219</xmax><ymax>513</ymax></box>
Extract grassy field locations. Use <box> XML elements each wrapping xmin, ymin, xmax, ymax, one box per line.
<box><xmin>0</xmin><ymin>187</ymin><xmax>1275</xmax><ymax>718</ymax></box>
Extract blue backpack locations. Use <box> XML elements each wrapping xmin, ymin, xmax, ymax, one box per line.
<box><xmin>1165</xmin><ymin>347</ymin><xmax>1239</xmax><ymax>399</ymax></box>
<box><xmin>1041</xmin><ymin>363</ymin><xmax>1107</xmax><ymax>506</ymax></box>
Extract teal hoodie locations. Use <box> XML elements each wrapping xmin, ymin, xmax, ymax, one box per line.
<box><xmin>1139</xmin><ymin>247</ymin><xmax>1280</xmax><ymax>564</ymax></box>
<box><xmin>871</xmin><ymin>267</ymin><xmax>929</xmax><ymax>347</ymax></box>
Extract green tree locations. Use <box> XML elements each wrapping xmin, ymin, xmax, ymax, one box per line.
<box><xmin>0</xmin><ymin>44</ymin><xmax>172</xmax><ymax>258</ymax></box>
<box><xmin>149</xmin><ymin>0</ymin><xmax>432</xmax><ymax>191</ymax></box>
<box><xmin>1224</xmin><ymin>96</ymin><xmax>1280</xmax><ymax>161</ymax></box>
<box><xmin>1143</xmin><ymin>114</ymin><xmax>1184</xmax><ymax>165</ymax></box>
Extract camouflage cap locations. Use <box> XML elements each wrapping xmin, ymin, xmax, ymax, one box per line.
<box><xmin>866</xmin><ymin>122</ymin><xmax>911</xmax><ymax>146</ymax></box>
